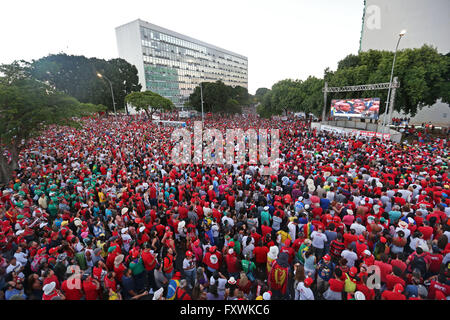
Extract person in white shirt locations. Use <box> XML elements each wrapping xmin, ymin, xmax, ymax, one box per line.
<box><xmin>13</xmin><ymin>247</ymin><xmax>28</xmax><ymax>266</ymax></box>
<box><xmin>6</xmin><ymin>258</ymin><xmax>22</xmax><ymax>274</ymax></box>
<box><xmin>295</xmin><ymin>278</ymin><xmax>315</xmax><ymax>300</ymax></box>
<box><xmin>310</xmin><ymin>228</ymin><xmax>327</xmax><ymax>259</ymax></box>
<box><xmin>350</xmin><ymin>218</ymin><xmax>366</xmax><ymax>235</ymax></box>
<box><xmin>288</xmin><ymin>219</ymin><xmax>298</xmax><ymax>242</ymax></box>
<box><xmin>341</xmin><ymin>248</ymin><xmax>358</xmax><ymax>268</ymax></box>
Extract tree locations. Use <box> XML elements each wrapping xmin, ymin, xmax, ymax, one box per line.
<box><xmin>188</xmin><ymin>81</ymin><xmax>249</xmax><ymax>114</ymax></box>
<box><xmin>254</xmin><ymin>88</ymin><xmax>270</xmax><ymax>102</ymax></box>
<box><xmin>30</xmin><ymin>54</ymin><xmax>141</xmax><ymax>112</ymax></box>
<box><xmin>0</xmin><ymin>62</ymin><xmax>100</xmax><ymax>184</ymax></box>
<box><xmin>325</xmin><ymin>45</ymin><xmax>449</xmax><ymax>116</ymax></box>
<box><xmin>125</xmin><ymin>91</ymin><xmax>174</xmax><ymax>118</ymax></box>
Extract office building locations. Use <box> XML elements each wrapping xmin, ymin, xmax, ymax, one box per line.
<box><xmin>116</xmin><ymin>19</ymin><xmax>248</xmax><ymax>108</ymax></box>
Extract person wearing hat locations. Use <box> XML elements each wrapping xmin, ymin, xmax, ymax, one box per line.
<box><xmin>316</xmin><ymin>254</ymin><xmax>335</xmax><ymax>295</ymax></box>
<box><xmin>295</xmin><ymin>276</ymin><xmax>314</xmax><ymax>300</ymax></box>
<box><xmin>42</xmin><ymin>281</ymin><xmax>65</xmax><ymax>300</ymax></box>
<box><xmin>183</xmin><ymin>250</ymin><xmax>196</xmax><ymax>289</ymax></box>
<box><xmin>202</xmin><ymin>245</ymin><xmax>222</xmax><ymax>275</ymax></box>
<box><xmin>381</xmin><ymin>283</ymin><xmax>406</xmax><ymax>300</ymax></box>
<box><xmin>113</xmin><ymin>254</ymin><xmax>126</xmax><ymax>282</ymax></box>
<box><xmin>166</xmin><ymin>271</ymin><xmax>183</xmax><ymax>300</ymax></box>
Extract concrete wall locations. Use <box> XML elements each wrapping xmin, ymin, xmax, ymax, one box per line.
<box><xmin>360</xmin><ymin>0</ymin><xmax>450</xmax><ymax>126</ymax></box>
<box><xmin>391</xmin><ymin>100</ymin><xmax>450</xmax><ymax>127</ymax></box>
<box><xmin>115</xmin><ymin>20</ymin><xmax>146</xmax><ymax>91</ymax></box>
<box><xmin>360</xmin><ymin>0</ymin><xmax>450</xmax><ymax>54</ymax></box>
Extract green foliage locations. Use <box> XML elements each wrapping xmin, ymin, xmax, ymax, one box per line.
<box><xmin>326</xmin><ymin>45</ymin><xmax>449</xmax><ymax>116</ymax></box>
<box><xmin>188</xmin><ymin>81</ymin><xmax>249</xmax><ymax>114</ymax></box>
<box><xmin>254</xmin><ymin>88</ymin><xmax>270</xmax><ymax>102</ymax></box>
<box><xmin>125</xmin><ymin>91</ymin><xmax>174</xmax><ymax>117</ymax></box>
<box><xmin>258</xmin><ymin>45</ymin><xmax>448</xmax><ymax>118</ymax></box>
<box><xmin>30</xmin><ymin>54</ymin><xmax>142</xmax><ymax>112</ymax></box>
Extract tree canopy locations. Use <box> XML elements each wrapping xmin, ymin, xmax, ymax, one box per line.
<box><xmin>125</xmin><ymin>90</ymin><xmax>175</xmax><ymax>117</ymax></box>
<box><xmin>257</xmin><ymin>45</ymin><xmax>449</xmax><ymax>118</ymax></box>
<box><xmin>187</xmin><ymin>81</ymin><xmax>249</xmax><ymax>114</ymax></box>
<box><xmin>0</xmin><ymin>62</ymin><xmax>102</xmax><ymax>184</ymax></box>
<box><xmin>30</xmin><ymin>53</ymin><xmax>142</xmax><ymax>113</ymax></box>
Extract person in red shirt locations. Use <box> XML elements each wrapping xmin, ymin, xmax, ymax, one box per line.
<box><xmin>324</xmin><ymin>268</ymin><xmax>344</xmax><ymax>300</ymax></box>
<box><xmin>427</xmin><ymin>274</ymin><xmax>450</xmax><ymax>299</ymax></box>
<box><xmin>374</xmin><ymin>253</ymin><xmax>393</xmax><ymax>284</ymax></box>
<box><xmin>280</xmin><ymin>239</ymin><xmax>295</xmax><ymax>265</ymax></box>
<box><xmin>385</xmin><ymin>266</ymin><xmax>406</xmax><ymax>291</ymax></box>
<box><xmin>253</xmin><ymin>242</ymin><xmax>269</xmax><ymax>278</ymax></box>
<box><xmin>225</xmin><ymin>247</ymin><xmax>240</xmax><ymax>278</ymax></box>
<box><xmin>381</xmin><ymin>283</ymin><xmax>406</xmax><ymax>300</ymax></box>
<box><xmin>343</xmin><ymin>229</ymin><xmax>358</xmax><ymax>248</ymax></box>
<box><xmin>141</xmin><ymin>245</ymin><xmax>157</xmax><ymax>290</ymax></box>
<box><xmin>82</xmin><ymin>274</ymin><xmax>100</xmax><ymax>300</ymax></box>
<box><xmin>113</xmin><ymin>254</ymin><xmax>126</xmax><ymax>282</ymax></box>
<box><xmin>61</xmin><ymin>276</ymin><xmax>84</xmax><ymax>300</ymax></box>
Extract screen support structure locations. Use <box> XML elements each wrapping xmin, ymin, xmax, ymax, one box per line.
<box><xmin>321</xmin><ymin>78</ymin><xmax>400</xmax><ymax>140</ymax></box>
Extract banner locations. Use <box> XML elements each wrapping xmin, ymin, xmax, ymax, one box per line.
<box><xmin>331</xmin><ymin>98</ymin><xmax>380</xmax><ymax>119</ymax></box>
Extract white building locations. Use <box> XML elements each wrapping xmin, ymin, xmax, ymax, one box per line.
<box><xmin>116</xmin><ymin>19</ymin><xmax>248</xmax><ymax>109</ymax></box>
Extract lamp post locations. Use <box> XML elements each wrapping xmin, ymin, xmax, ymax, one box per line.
<box><xmin>382</xmin><ymin>29</ymin><xmax>406</xmax><ymax>136</ymax></box>
<box><xmin>97</xmin><ymin>73</ymin><xmax>116</xmax><ymax>115</ymax></box>
<box><xmin>200</xmin><ymin>82</ymin><xmax>204</xmax><ymax>123</ymax></box>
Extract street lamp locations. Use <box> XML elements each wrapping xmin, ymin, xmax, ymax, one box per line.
<box><xmin>97</xmin><ymin>72</ymin><xmax>116</xmax><ymax>115</ymax></box>
<box><xmin>382</xmin><ymin>29</ymin><xmax>406</xmax><ymax>136</ymax></box>
<box><xmin>200</xmin><ymin>82</ymin><xmax>204</xmax><ymax>123</ymax></box>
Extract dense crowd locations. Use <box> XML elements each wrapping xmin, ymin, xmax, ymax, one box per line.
<box><xmin>0</xmin><ymin>114</ymin><xmax>449</xmax><ymax>301</ymax></box>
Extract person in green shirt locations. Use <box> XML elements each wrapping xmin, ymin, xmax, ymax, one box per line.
<box><xmin>241</xmin><ymin>254</ymin><xmax>256</xmax><ymax>281</ymax></box>
<box><xmin>129</xmin><ymin>253</ymin><xmax>146</xmax><ymax>292</ymax></box>
<box><xmin>260</xmin><ymin>206</ymin><xmax>272</xmax><ymax>227</ymax></box>
<box><xmin>296</xmin><ymin>239</ymin><xmax>312</xmax><ymax>265</ymax></box>
<box><xmin>47</xmin><ymin>199</ymin><xmax>58</xmax><ymax>218</ymax></box>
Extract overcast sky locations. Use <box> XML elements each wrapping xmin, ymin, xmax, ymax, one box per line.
<box><xmin>1</xmin><ymin>0</ymin><xmax>365</xmax><ymax>94</ymax></box>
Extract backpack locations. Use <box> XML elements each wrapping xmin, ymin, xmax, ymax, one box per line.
<box><xmin>411</xmin><ymin>254</ymin><xmax>427</xmax><ymax>276</ymax></box>
<box><xmin>344</xmin><ymin>274</ymin><xmax>356</xmax><ymax>293</ymax></box>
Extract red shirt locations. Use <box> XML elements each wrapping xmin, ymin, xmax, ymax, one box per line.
<box><xmin>386</xmin><ymin>274</ymin><xmax>406</xmax><ymax>291</ymax></box>
<box><xmin>83</xmin><ymin>278</ymin><xmax>99</xmax><ymax>300</ymax></box>
<box><xmin>390</xmin><ymin>259</ymin><xmax>407</xmax><ymax>274</ymax></box>
<box><xmin>374</xmin><ymin>260</ymin><xmax>393</xmax><ymax>284</ymax></box>
<box><xmin>253</xmin><ymin>246</ymin><xmax>269</xmax><ymax>264</ymax></box>
<box><xmin>328</xmin><ymin>278</ymin><xmax>344</xmax><ymax>292</ymax></box>
<box><xmin>343</xmin><ymin>233</ymin><xmax>358</xmax><ymax>248</ymax></box>
<box><xmin>382</xmin><ymin>290</ymin><xmax>406</xmax><ymax>300</ymax></box>
<box><xmin>61</xmin><ymin>280</ymin><xmax>83</xmax><ymax>300</ymax></box>
<box><xmin>141</xmin><ymin>250</ymin><xmax>157</xmax><ymax>271</ymax></box>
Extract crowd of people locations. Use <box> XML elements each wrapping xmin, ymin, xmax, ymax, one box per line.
<box><xmin>0</xmin><ymin>113</ymin><xmax>449</xmax><ymax>301</ymax></box>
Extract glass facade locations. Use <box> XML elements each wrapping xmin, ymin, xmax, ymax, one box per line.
<box><xmin>139</xmin><ymin>25</ymin><xmax>248</xmax><ymax>108</ymax></box>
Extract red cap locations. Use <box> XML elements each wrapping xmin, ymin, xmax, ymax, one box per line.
<box><xmin>349</xmin><ymin>267</ymin><xmax>358</xmax><ymax>277</ymax></box>
<box><xmin>131</xmin><ymin>249</ymin><xmax>139</xmax><ymax>259</ymax></box>
<box><xmin>394</xmin><ymin>283</ymin><xmax>404</xmax><ymax>293</ymax></box>
<box><xmin>194</xmin><ymin>239</ymin><xmax>200</xmax><ymax>246</ymax></box>
<box><xmin>358</xmin><ymin>235</ymin><xmax>365</xmax><ymax>242</ymax></box>
<box><xmin>304</xmin><ymin>277</ymin><xmax>313</xmax><ymax>287</ymax></box>
<box><xmin>323</xmin><ymin>254</ymin><xmax>331</xmax><ymax>262</ymax></box>
<box><xmin>186</xmin><ymin>251</ymin><xmax>193</xmax><ymax>257</ymax></box>
<box><xmin>173</xmin><ymin>271</ymin><xmax>182</xmax><ymax>280</ymax></box>
<box><xmin>228</xmin><ymin>242</ymin><xmax>235</xmax><ymax>248</ymax></box>
<box><xmin>209</xmin><ymin>246</ymin><xmax>216</xmax><ymax>253</ymax></box>
<box><xmin>380</xmin><ymin>237</ymin><xmax>387</xmax><ymax>244</ymax></box>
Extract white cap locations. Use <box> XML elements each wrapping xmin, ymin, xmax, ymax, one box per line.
<box><xmin>152</xmin><ymin>287</ymin><xmax>164</xmax><ymax>300</ymax></box>
<box><xmin>354</xmin><ymin>291</ymin><xmax>366</xmax><ymax>300</ymax></box>
<box><xmin>263</xmin><ymin>292</ymin><xmax>272</xmax><ymax>300</ymax></box>
<box><xmin>43</xmin><ymin>282</ymin><xmax>56</xmax><ymax>296</ymax></box>
<box><xmin>121</xmin><ymin>227</ymin><xmax>128</xmax><ymax>234</ymax></box>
